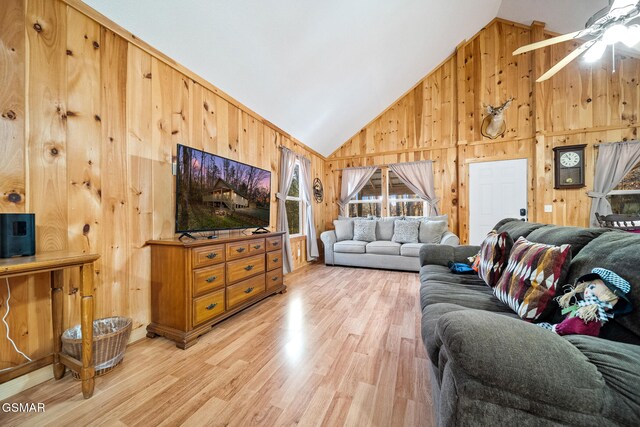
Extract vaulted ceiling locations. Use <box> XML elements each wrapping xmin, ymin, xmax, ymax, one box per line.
<box><xmin>82</xmin><ymin>0</ymin><xmax>610</xmax><ymax>156</ymax></box>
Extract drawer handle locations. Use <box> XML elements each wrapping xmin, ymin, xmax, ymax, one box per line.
<box><xmin>272</xmin><ymin>241</ymin><xmax>279</xmax><ymax>246</ymax></box>
<box><xmin>236</xmin><ymin>247</ymin><xmax>246</xmax><ymax>253</ymax></box>
<box><xmin>271</xmin><ymin>276</ymin><xmax>279</xmax><ymax>281</ymax></box>
<box><xmin>206</xmin><ymin>253</ymin><xmax>217</xmax><ymax>259</ymax></box>
<box><xmin>244</xmin><ymin>265</ymin><xmax>254</xmax><ymax>271</ymax></box>
<box><xmin>253</xmin><ymin>245</ymin><xmax>261</xmax><ymax>249</ymax></box>
<box><xmin>244</xmin><ymin>287</ymin><xmax>254</xmax><ymax>294</ymax></box>
<box><xmin>206</xmin><ymin>303</ymin><xmax>217</xmax><ymax>310</ymax></box>
<box><xmin>205</xmin><ymin>276</ymin><xmax>217</xmax><ymax>283</ymax></box>
<box><xmin>273</xmin><ymin>257</ymin><xmax>279</xmax><ymax>262</ymax></box>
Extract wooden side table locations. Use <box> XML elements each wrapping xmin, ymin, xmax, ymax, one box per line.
<box><xmin>0</xmin><ymin>251</ymin><xmax>100</xmax><ymax>398</ymax></box>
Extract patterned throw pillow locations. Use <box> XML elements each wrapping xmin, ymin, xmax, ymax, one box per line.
<box><xmin>392</xmin><ymin>220</ymin><xmax>420</xmax><ymax>243</ymax></box>
<box><xmin>494</xmin><ymin>237</ymin><xmax>572</xmax><ymax>322</ymax></box>
<box><xmin>353</xmin><ymin>220</ymin><xmax>376</xmax><ymax>242</ymax></box>
<box><xmin>478</xmin><ymin>231</ymin><xmax>514</xmax><ymax>287</ymax></box>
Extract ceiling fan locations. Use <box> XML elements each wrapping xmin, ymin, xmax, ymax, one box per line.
<box><xmin>513</xmin><ymin>0</ymin><xmax>640</xmax><ymax>82</ymax></box>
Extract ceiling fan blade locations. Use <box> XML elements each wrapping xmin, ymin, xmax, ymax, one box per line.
<box><xmin>536</xmin><ymin>40</ymin><xmax>596</xmax><ymax>82</ymax></box>
<box><xmin>513</xmin><ymin>30</ymin><xmax>583</xmax><ymax>55</ymax></box>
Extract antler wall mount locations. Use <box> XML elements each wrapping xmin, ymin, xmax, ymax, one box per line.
<box><xmin>513</xmin><ymin>0</ymin><xmax>640</xmax><ymax>82</ymax></box>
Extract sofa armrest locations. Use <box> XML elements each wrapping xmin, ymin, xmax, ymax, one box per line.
<box><xmin>440</xmin><ymin>230</ymin><xmax>460</xmax><ymax>246</ymax></box>
<box><xmin>435</xmin><ymin>310</ymin><xmax>608</xmax><ymax>415</ymax></box>
<box><xmin>320</xmin><ymin>230</ymin><xmax>337</xmax><ymax>265</ymax></box>
<box><xmin>419</xmin><ymin>244</ymin><xmax>480</xmax><ymax>267</ymax></box>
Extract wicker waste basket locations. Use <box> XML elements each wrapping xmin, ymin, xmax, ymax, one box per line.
<box><xmin>62</xmin><ymin>316</ymin><xmax>132</xmax><ymax>379</ymax></box>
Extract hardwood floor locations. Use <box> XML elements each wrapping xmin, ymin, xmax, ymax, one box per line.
<box><xmin>0</xmin><ymin>264</ymin><xmax>433</xmax><ymax>426</ymax></box>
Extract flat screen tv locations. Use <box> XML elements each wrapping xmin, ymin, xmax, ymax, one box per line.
<box><xmin>175</xmin><ymin>144</ymin><xmax>271</xmax><ymax>233</ymax></box>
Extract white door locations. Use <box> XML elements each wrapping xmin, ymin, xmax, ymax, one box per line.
<box><xmin>469</xmin><ymin>159</ymin><xmax>528</xmax><ymax>245</ymax></box>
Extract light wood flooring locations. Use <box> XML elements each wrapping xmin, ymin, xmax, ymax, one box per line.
<box><xmin>1</xmin><ymin>264</ymin><xmax>433</xmax><ymax>426</ymax></box>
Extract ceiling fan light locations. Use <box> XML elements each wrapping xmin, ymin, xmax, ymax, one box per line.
<box><xmin>610</xmin><ymin>0</ymin><xmax>639</xmax><ymax>17</ymax></box>
<box><xmin>584</xmin><ymin>41</ymin><xmax>607</xmax><ymax>63</ymax></box>
<box><xmin>622</xmin><ymin>25</ymin><xmax>640</xmax><ymax>47</ymax></box>
<box><xmin>602</xmin><ymin>24</ymin><xmax>629</xmax><ymax>44</ymax></box>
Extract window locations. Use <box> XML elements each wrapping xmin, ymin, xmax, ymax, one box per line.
<box><xmin>286</xmin><ymin>163</ymin><xmax>303</xmax><ymax>235</ymax></box>
<box><xmin>387</xmin><ymin>170</ymin><xmax>426</xmax><ymax>217</ymax></box>
<box><xmin>607</xmin><ymin>162</ymin><xmax>640</xmax><ymax>214</ymax></box>
<box><xmin>348</xmin><ymin>169</ymin><xmax>382</xmax><ymax>217</ymax></box>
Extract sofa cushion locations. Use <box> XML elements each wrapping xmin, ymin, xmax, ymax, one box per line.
<box><xmin>497</xmin><ymin>220</ymin><xmax>546</xmax><ymax>241</ymax></box>
<box><xmin>333</xmin><ymin>240</ymin><xmax>367</xmax><ymax>254</ymax></box>
<box><xmin>421</xmin><ymin>282</ymin><xmax>516</xmax><ymax>314</ymax></box>
<box><xmin>353</xmin><ymin>219</ymin><xmax>376</xmax><ymax>242</ymax></box>
<box><xmin>365</xmin><ymin>240</ymin><xmax>400</xmax><ymax>255</ymax></box>
<box><xmin>333</xmin><ymin>219</ymin><xmax>353</xmax><ymax>241</ymax></box>
<box><xmin>400</xmin><ymin>242</ymin><xmax>424</xmax><ymax>257</ymax></box>
<box><xmin>567</xmin><ymin>231</ymin><xmax>640</xmax><ymax>344</ymax></box>
<box><xmin>419</xmin><ymin>220</ymin><xmax>448</xmax><ymax>244</ymax></box>
<box><xmin>420</xmin><ymin>265</ymin><xmax>487</xmax><ymax>286</ymax></box>
<box><xmin>375</xmin><ymin>217</ymin><xmax>395</xmax><ymax>241</ymax></box>
<box><xmin>494</xmin><ymin>237</ymin><xmax>572</xmax><ymax>321</ymax></box>
<box><xmin>526</xmin><ymin>225</ymin><xmax>611</xmax><ymax>257</ymax></box>
<box><xmin>392</xmin><ymin>220</ymin><xmax>420</xmax><ymax>243</ymax></box>
<box><xmin>478</xmin><ymin>231</ymin><xmax>513</xmax><ymax>287</ymax></box>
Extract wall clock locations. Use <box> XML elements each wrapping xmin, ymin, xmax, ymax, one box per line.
<box><xmin>313</xmin><ymin>178</ymin><xmax>323</xmax><ymax>203</ymax></box>
<box><xmin>553</xmin><ymin>144</ymin><xmax>587</xmax><ymax>189</ymax></box>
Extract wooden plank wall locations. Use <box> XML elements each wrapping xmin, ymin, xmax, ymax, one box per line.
<box><xmin>0</xmin><ymin>0</ymin><xmax>325</xmax><ymax>370</ymax></box>
<box><xmin>326</xmin><ymin>18</ymin><xmax>640</xmax><ymax>243</ymax></box>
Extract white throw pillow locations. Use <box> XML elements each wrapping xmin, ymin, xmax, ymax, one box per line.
<box><xmin>419</xmin><ymin>220</ymin><xmax>448</xmax><ymax>243</ymax></box>
<box><xmin>333</xmin><ymin>219</ymin><xmax>354</xmax><ymax>241</ymax></box>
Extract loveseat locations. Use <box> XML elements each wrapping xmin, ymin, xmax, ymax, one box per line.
<box><xmin>419</xmin><ymin>218</ymin><xmax>640</xmax><ymax>426</ymax></box>
<box><xmin>320</xmin><ymin>216</ymin><xmax>459</xmax><ymax>272</ymax></box>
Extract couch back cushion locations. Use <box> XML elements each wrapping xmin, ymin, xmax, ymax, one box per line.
<box><xmin>566</xmin><ymin>231</ymin><xmax>640</xmax><ymax>343</ymax></box>
<box><xmin>494</xmin><ymin>237</ymin><xmax>572</xmax><ymax>321</ymax></box>
<box><xmin>333</xmin><ymin>219</ymin><xmax>354</xmax><ymax>241</ymax></box>
<box><xmin>376</xmin><ymin>218</ymin><xmax>395</xmax><ymax>241</ymax></box>
<box><xmin>497</xmin><ymin>220</ymin><xmax>547</xmax><ymax>241</ymax></box>
<box><xmin>526</xmin><ymin>225</ymin><xmax>612</xmax><ymax>257</ymax></box>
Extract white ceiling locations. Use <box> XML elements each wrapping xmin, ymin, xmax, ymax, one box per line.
<box><xmin>82</xmin><ymin>0</ymin><xmax>610</xmax><ymax>157</ymax></box>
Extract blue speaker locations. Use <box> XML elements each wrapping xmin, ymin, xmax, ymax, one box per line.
<box><xmin>0</xmin><ymin>213</ymin><xmax>36</xmax><ymax>258</ymax></box>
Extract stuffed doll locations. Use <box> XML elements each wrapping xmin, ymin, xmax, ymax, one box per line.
<box><xmin>538</xmin><ymin>268</ymin><xmax>632</xmax><ymax>337</ymax></box>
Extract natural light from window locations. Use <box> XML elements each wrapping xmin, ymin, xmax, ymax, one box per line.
<box><xmin>607</xmin><ymin>161</ymin><xmax>640</xmax><ymax>214</ymax></box>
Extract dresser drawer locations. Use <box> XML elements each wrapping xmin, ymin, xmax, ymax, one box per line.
<box><xmin>226</xmin><ymin>241</ymin><xmax>250</xmax><ymax>260</ymax></box>
<box><xmin>227</xmin><ymin>275</ymin><xmax>265</xmax><ymax>309</ymax></box>
<box><xmin>193</xmin><ymin>264</ymin><xmax>225</xmax><ymax>296</ymax></box>
<box><xmin>266</xmin><ymin>236</ymin><xmax>282</xmax><ymax>251</ymax></box>
<box><xmin>266</xmin><ymin>250</ymin><xmax>283</xmax><ymax>271</ymax></box>
<box><xmin>227</xmin><ymin>254</ymin><xmax>265</xmax><ymax>284</ymax></box>
<box><xmin>266</xmin><ymin>269</ymin><xmax>283</xmax><ymax>290</ymax></box>
<box><xmin>193</xmin><ymin>288</ymin><xmax>225</xmax><ymax>325</ymax></box>
<box><xmin>247</xmin><ymin>238</ymin><xmax>265</xmax><ymax>254</ymax></box>
<box><xmin>192</xmin><ymin>245</ymin><xmax>225</xmax><ymax>268</ymax></box>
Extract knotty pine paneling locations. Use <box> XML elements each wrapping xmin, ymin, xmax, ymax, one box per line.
<box><xmin>326</xmin><ymin>18</ymin><xmax>640</xmax><ymax>243</ymax></box>
<box><xmin>0</xmin><ymin>0</ymin><xmax>325</xmax><ymax>372</ymax></box>
<box><xmin>0</xmin><ymin>0</ymin><xmax>26</xmax><ymax>213</ymax></box>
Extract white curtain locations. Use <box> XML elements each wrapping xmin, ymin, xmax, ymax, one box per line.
<box><xmin>588</xmin><ymin>141</ymin><xmax>640</xmax><ymax>227</ymax></box>
<box><xmin>299</xmin><ymin>156</ymin><xmax>319</xmax><ymax>261</ymax></box>
<box><xmin>276</xmin><ymin>147</ymin><xmax>297</xmax><ymax>274</ymax></box>
<box><xmin>388</xmin><ymin>160</ymin><xmax>440</xmax><ymax>216</ymax></box>
<box><xmin>338</xmin><ymin>166</ymin><xmax>378</xmax><ymax>216</ymax></box>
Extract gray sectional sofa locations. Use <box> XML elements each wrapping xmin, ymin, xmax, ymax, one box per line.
<box><xmin>419</xmin><ymin>218</ymin><xmax>640</xmax><ymax>426</ymax></box>
<box><xmin>320</xmin><ymin>216</ymin><xmax>459</xmax><ymax>272</ymax></box>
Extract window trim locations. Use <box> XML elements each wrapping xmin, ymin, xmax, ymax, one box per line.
<box><xmin>286</xmin><ymin>161</ymin><xmax>304</xmax><ymax>237</ymax></box>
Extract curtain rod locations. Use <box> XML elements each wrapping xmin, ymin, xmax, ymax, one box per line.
<box><xmin>333</xmin><ymin>159</ymin><xmax>435</xmax><ymax>171</ymax></box>
<box><xmin>277</xmin><ymin>144</ymin><xmax>310</xmax><ymax>162</ymax></box>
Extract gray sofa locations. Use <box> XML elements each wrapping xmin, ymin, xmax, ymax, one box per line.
<box><xmin>419</xmin><ymin>218</ymin><xmax>640</xmax><ymax>426</ymax></box>
<box><xmin>320</xmin><ymin>217</ymin><xmax>459</xmax><ymax>272</ymax></box>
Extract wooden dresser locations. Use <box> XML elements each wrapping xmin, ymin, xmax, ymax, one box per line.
<box><xmin>146</xmin><ymin>232</ymin><xmax>285</xmax><ymax>349</ymax></box>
